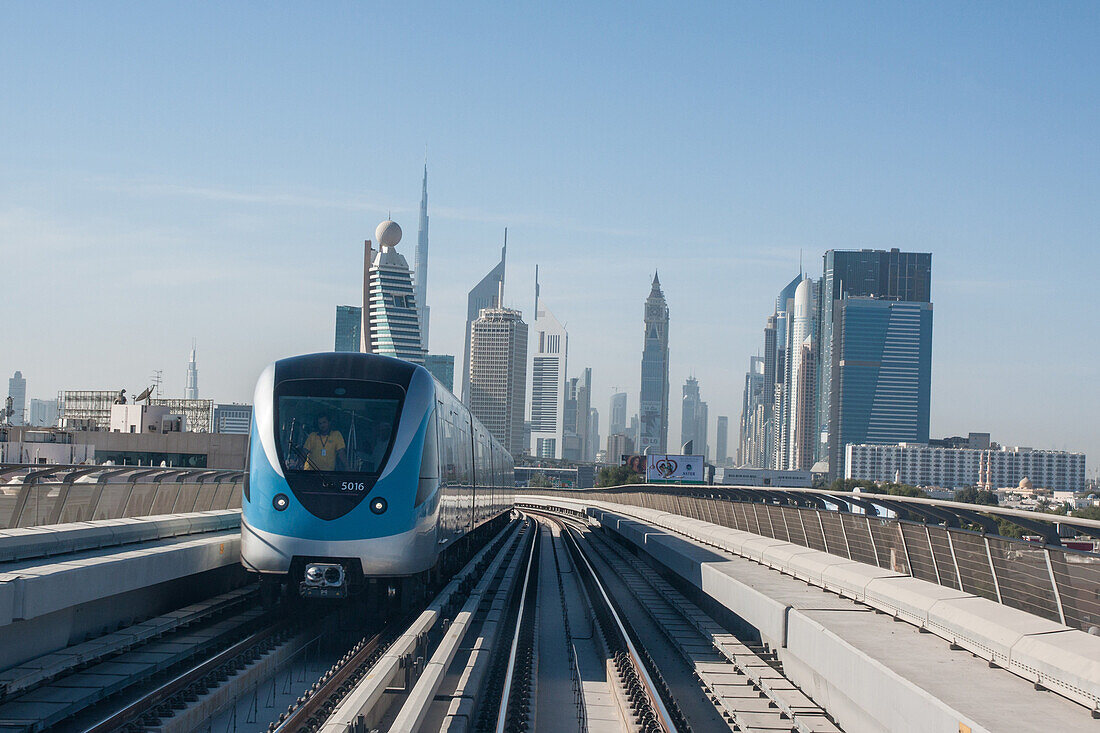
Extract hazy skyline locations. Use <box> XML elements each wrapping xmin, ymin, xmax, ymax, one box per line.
<box><xmin>2</xmin><ymin>3</ymin><xmax>1098</xmax><ymax>473</ymax></box>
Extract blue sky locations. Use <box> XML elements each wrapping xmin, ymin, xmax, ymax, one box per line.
<box><xmin>2</xmin><ymin>3</ymin><xmax>1098</xmax><ymax>473</ymax></box>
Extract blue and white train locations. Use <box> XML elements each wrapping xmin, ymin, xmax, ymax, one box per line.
<box><xmin>240</xmin><ymin>352</ymin><xmax>514</xmax><ymax>598</ymax></box>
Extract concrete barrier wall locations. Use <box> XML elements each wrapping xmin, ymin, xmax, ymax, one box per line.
<box><xmin>0</xmin><ymin>512</ymin><xmax>247</xmax><ymax>672</ymax></box>
<box><xmin>517</xmin><ymin>496</ymin><xmax>1100</xmax><ymax>724</ymax></box>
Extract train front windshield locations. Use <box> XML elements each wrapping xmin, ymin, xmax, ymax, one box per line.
<box><xmin>275</xmin><ymin>380</ymin><xmax>403</xmax><ymax>476</ymax></box>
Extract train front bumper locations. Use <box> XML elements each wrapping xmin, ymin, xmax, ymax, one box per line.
<box><xmin>240</xmin><ymin>519</ymin><xmax>439</xmax><ymax>578</ymax></box>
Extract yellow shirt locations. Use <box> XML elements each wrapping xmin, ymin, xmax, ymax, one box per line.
<box><xmin>303</xmin><ymin>430</ymin><xmax>345</xmax><ymax>471</ymax></box>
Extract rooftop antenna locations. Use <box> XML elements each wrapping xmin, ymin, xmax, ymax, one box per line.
<box><xmin>534</xmin><ymin>264</ymin><xmax>540</xmax><ymax>314</ymax></box>
<box><xmin>497</xmin><ymin>227</ymin><xmax>508</xmax><ymax>308</ymax></box>
<box><xmin>134</xmin><ymin>386</ymin><xmax>154</xmax><ymax>405</ymax></box>
<box><xmin>150</xmin><ymin>370</ymin><xmax>163</xmax><ymax>399</ymax></box>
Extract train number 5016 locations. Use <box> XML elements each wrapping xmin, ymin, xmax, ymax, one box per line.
<box><xmin>341</xmin><ymin>482</ymin><xmax>366</xmax><ymax>492</ymax></box>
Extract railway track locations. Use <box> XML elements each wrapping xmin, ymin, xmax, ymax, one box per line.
<box><xmin>0</xmin><ymin>510</ymin><xmax>842</xmax><ymax>732</ymax></box>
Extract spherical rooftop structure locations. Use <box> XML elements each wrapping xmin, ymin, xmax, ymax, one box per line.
<box><xmin>376</xmin><ymin>220</ymin><xmax>402</xmax><ymax>248</ymax></box>
<box><xmin>1019</xmin><ymin>477</ymin><xmax>1032</xmax><ymax>490</ymax></box>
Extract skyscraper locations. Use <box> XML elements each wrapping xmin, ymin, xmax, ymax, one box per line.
<box><xmin>639</xmin><ymin>273</ymin><xmax>670</xmax><ymax>453</ymax></box>
<box><xmin>7</xmin><ymin>371</ymin><xmax>26</xmax><ymax>425</ymax></box>
<box><xmin>529</xmin><ymin>267</ymin><xmax>568</xmax><ymax>459</ymax></box>
<box><xmin>588</xmin><ymin>407</ymin><xmax>600</xmax><ymax>461</ymax></box>
<box><xmin>785</xmin><ymin>278</ymin><xmax>818</xmax><ymax>470</ymax></box>
<box><xmin>185</xmin><ymin>345</ymin><xmax>198</xmax><ymax>400</ymax></box>
<box><xmin>818</xmin><ymin>249</ymin><xmax>932</xmax><ymax>467</ymax></box>
<box><xmin>425</xmin><ymin>354</ymin><xmax>455</xmax><ymax>392</ymax></box>
<box><xmin>716</xmin><ymin>415</ymin><xmax>729</xmax><ymax>466</ymax></box>
<box><xmin>413</xmin><ymin>164</ymin><xmax>430</xmax><ymax>351</ymax></box>
<box><xmin>790</xmin><ymin>334</ymin><xmax>817</xmax><ymax>470</ymax></box>
<box><xmin>468</xmin><ymin>298</ymin><xmax>528</xmax><ymax>455</ymax></box>
<box><xmin>461</xmin><ymin>233</ymin><xmax>507</xmax><ymax>405</ymax></box>
<box><xmin>365</xmin><ymin>220</ymin><xmax>425</xmax><ymax>364</ymax></box>
<box><xmin>335</xmin><ymin>305</ymin><xmax>362</xmax><ymax>352</ymax></box>
<box><xmin>574</xmin><ymin>368</ymin><xmax>593</xmax><ymax>462</ymax></box>
<box><xmin>829</xmin><ymin>298</ymin><xmax>933</xmax><ymax>480</ymax></box>
<box><xmin>771</xmin><ymin>274</ymin><xmax>802</xmax><ymax>470</ymax></box>
<box><xmin>29</xmin><ymin>398</ymin><xmax>59</xmax><ymax>427</ymax></box>
<box><xmin>737</xmin><ymin>356</ymin><xmax>767</xmax><ymax>467</ymax></box>
<box><xmin>680</xmin><ymin>376</ymin><xmax>708</xmax><ymax>459</ymax></box>
<box><xmin>561</xmin><ymin>372</ymin><xmax>591</xmax><ymax>462</ymax></box>
<box><xmin>608</xmin><ymin>392</ymin><xmax>627</xmax><ymax>437</ymax></box>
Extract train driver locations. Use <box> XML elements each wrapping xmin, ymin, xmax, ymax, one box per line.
<box><xmin>302</xmin><ymin>414</ymin><xmax>348</xmax><ymax>471</ymax></box>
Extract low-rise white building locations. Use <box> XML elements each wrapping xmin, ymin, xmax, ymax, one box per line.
<box><xmin>715</xmin><ymin>467</ymin><xmax>812</xmax><ymax>487</ymax></box>
<box><xmin>845</xmin><ymin>442</ymin><xmax>1086</xmax><ymax>492</ymax></box>
<box><xmin>0</xmin><ymin>427</ymin><xmax>94</xmax><ymax>465</ymax></box>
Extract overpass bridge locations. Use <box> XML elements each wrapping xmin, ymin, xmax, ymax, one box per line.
<box><xmin>0</xmin><ymin>466</ymin><xmax>1097</xmax><ymax>731</ymax></box>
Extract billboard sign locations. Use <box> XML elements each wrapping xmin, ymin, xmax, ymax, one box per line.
<box><xmin>645</xmin><ymin>454</ymin><xmax>705</xmax><ymax>484</ymax></box>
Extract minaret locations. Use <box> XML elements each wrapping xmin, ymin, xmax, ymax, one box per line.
<box><xmin>413</xmin><ymin>163</ymin><xmax>430</xmax><ymax>351</ymax></box>
<box><xmin>185</xmin><ymin>341</ymin><xmax>199</xmax><ymax>399</ymax></box>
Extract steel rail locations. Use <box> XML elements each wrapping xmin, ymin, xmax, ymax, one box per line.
<box><xmin>494</xmin><ymin>518</ymin><xmax>540</xmax><ymax>733</ymax></box>
<box><xmin>84</xmin><ymin>617</ymin><xmax>292</xmax><ymax>733</ymax></box>
<box><xmin>271</xmin><ymin>626</ymin><xmax>389</xmax><ymax>733</ymax></box>
<box><xmin>554</xmin><ymin>515</ymin><xmax>679</xmax><ymax>733</ymax></box>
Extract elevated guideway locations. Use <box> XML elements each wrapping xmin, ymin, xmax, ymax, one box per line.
<box><xmin>0</xmin><ymin>510</ymin><xmax>246</xmax><ymax>673</ymax></box>
<box><xmin>0</xmin><ymin>464</ymin><xmax>243</xmax><ymax>529</ymax></box>
<box><xmin>3</xmin><ymin>466</ymin><xmax>1100</xmax><ymax>731</ymax></box>
<box><xmin>520</xmin><ymin>487</ymin><xmax>1100</xmax><ymax>733</ymax></box>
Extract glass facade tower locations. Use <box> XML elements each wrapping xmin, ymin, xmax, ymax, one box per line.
<box><xmin>818</xmin><ymin>249</ymin><xmax>932</xmax><ymax>466</ymax></box>
<box><xmin>335</xmin><ymin>305</ymin><xmax>362</xmax><ymax>352</ymax></box>
<box><xmin>829</xmin><ymin>298</ymin><xmax>933</xmax><ymax>480</ymax></box>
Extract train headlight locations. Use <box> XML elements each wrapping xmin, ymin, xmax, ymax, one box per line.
<box><xmin>272</xmin><ymin>493</ymin><xmax>290</xmax><ymax>511</ymax></box>
<box><xmin>304</xmin><ymin>563</ymin><xmax>344</xmax><ymax>587</ymax></box>
<box><xmin>370</xmin><ymin>497</ymin><xmax>388</xmax><ymax>515</ymax></box>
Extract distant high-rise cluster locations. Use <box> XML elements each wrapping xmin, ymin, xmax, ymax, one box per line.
<box><xmin>639</xmin><ymin>273</ymin><xmax>670</xmax><ymax>453</ymax></box>
<box><xmin>563</xmin><ymin>368</ymin><xmax>593</xmax><ymax>461</ymax></box>
<box><xmin>680</xmin><ymin>376</ymin><xmax>708</xmax><ymax>458</ymax></box>
<box><xmin>738</xmin><ymin>249</ymin><xmax>933</xmax><ymax>480</ymax></box>
<box><xmin>323</xmin><ymin>171</ymin><xmax>690</xmax><ymax>469</ymax></box>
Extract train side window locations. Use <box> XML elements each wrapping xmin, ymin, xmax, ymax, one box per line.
<box><xmin>415</xmin><ymin>407</ymin><xmax>439</xmax><ymax>506</ymax></box>
<box><xmin>441</xmin><ymin>415</ymin><xmax>458</xmax><ymax>486</ymax></box>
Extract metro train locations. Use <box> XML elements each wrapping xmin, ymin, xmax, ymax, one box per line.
<box><xmin>240</xmin><ymin>352</ymin><xmax>514</xmax><ymax>599</ymax></box>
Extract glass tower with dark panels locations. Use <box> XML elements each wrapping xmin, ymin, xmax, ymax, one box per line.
<box><xmin>335</xmin><ymin>305</ymin><xmax>362</xmax><ymax>352</ymax></box>
<box><xmin>829</xmin><ymin>297</ymin><xmax>933</xmax><ymax>480</ymax></box>
<box><xmin>818</xmin><ymin>249</ymin><xmax>931</xmax><ymax>467</ymax></box>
